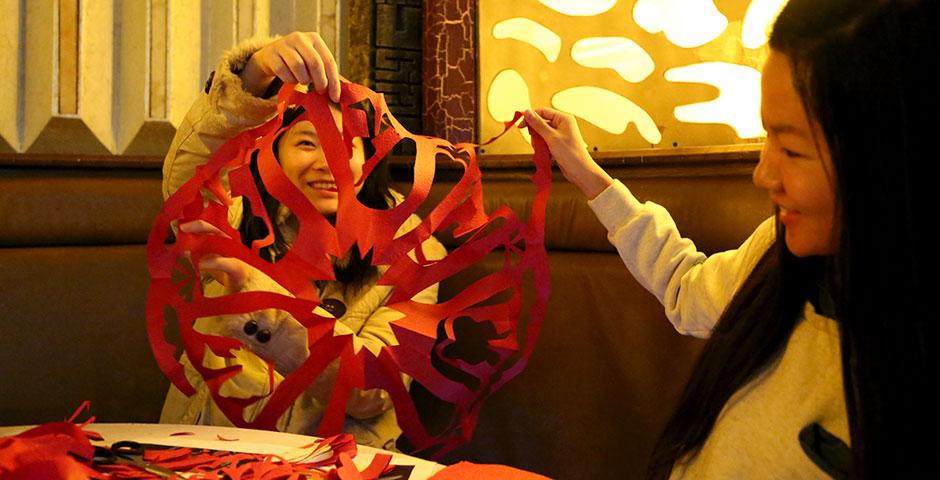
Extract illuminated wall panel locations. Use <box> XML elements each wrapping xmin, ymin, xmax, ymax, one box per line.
<box><xmin>480</xmin><ymin>0</ymin><xmax>786</xmax><ymax>154</ymax></box>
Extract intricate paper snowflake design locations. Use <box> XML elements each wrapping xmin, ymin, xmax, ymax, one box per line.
<box><xmin>147</xmin><ymin>82</ymin><xmax>550</xmax><ymax>457</ymax></box>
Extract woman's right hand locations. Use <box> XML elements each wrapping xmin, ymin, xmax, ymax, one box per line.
<box><xmin>523</xmin><ymin>107</ymin><xmax>614</xmax><ymax>200</ymax></box>
<box><xmin>179</xmin><ymin>220</ymin><xmax>250</xmax><ymax>293</ymax></box>
<box><xmin>240</xmin><ymin>31</ymin><xmax>341</xmax><ymax>102</ymax></box>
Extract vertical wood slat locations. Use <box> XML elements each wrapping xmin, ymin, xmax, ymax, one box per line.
<box><xmin>345</xmin><ymin>0</ymin><xmax>372</xmax><ymax>87</ymax></box>
<box><xmin>150</xmin><ymin>0</ymin><xmax>167</xmax><ymax>118</ymax></box>
<box><xmin>0</xmin><ymin>0</ymin><xmax>21</xmax><ymax>151</ymax></box>
<box><xmin>206</xmin><ymin>1</ymin><xmax>236</xmax><ymax>86</ymax></box>
<box><xmin>319</xmin><ymin>0</ymin><xmax>337</xmax><ymax>56</ymax></box>
<box><xmin>293</xmin><ymin>0</ymin><xmax>319</xmax><ymax>37</ymax></box>
<box><xmin>58</xmin><ymin>0</ymin><xmax>78</xmax><ymax>115</ymax></box>
<box><xmin>268</xmin><ymin>0</ymin><xmax>292</xmax><ymax>36</ymax></box>
<box><xmin>237</xmin><ymin>0</ymin><xmax>254</xmax><ymax>41</ymax></box>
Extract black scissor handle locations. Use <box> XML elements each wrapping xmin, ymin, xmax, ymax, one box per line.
<box><xmin>111</xmin><ymin>440</ymin><xmax>145</xmax><ymax>457</ymax></box>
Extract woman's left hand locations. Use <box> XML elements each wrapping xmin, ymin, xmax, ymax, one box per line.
<box><xmin>240</xmin><ymin>31</ymin><xmax>341</xmax><ymax>102</ymax></box>
<box><xmin>522</xmin><ymin>108</ymin><xmax>614</xmax><ymax>200</ymax></box>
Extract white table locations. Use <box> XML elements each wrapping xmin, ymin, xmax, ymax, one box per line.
<box><xmin>0</xmin><ymin>423</ymin><xmax>444</xmax><ymax>479</ymax></box>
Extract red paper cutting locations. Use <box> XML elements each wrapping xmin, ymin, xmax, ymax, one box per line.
<box><xmin>0</xmin><ymin>403</ymin><xmax>101</xmax><ymax>479</ymax></box>
<box><xmin>0</xmin><ymin>404</ymin><xmax>377</xmax><ymax>480</ymax></box>
<box><xmin>428</xmin><ymin>461</ymin><xmax>551</xmax><ymax>480</ymax></box>
<box><xmin>146</xmin><ymin>80</ymin><xmax>551</xmax><ymax>456</ymax></box>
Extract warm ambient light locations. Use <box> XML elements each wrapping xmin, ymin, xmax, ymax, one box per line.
<box><xmin>538</xmin><ymin>0</ymin><xmax>617</xmax><ymax>16</ymax></box>
<box><xmin>665</xmin><ymin>62</ymin><xmax>763</xmax><ymax>138</ymax></box>
<box><xmin>482</xmin><ymin>0</ymin><xmax>774</xmax><ymax>153</ymax></box>
<box><xmin>488</xmin><ymin>69</ymin><xmax>533</xmax><ymax>144</ymax></box>
<box><xmin>633</xmin><ymin>0</ymin><xmax>728</xmax><ymax>48</ymax></box>
<box><xmin>493</xmin><ymin>18</ymin><xmax>562</xmax><ymax>62</ymax></box>
<box><xmin>552</xmin><ymin>86</ymin><xmax>662</xmax><ymax>144</ymax></box>
<box><xmin>571</xmin><ymin>37</ymin><xmax>655</xmax><ymax>83</ymax></box>
<box><xmin>742</xmin><ymin>0</ymin><xmax>789</xmax><ymax>49</ymax></box>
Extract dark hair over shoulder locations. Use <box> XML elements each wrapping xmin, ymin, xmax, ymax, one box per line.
<box><xmin>647</xmin><ymin>226</ymin><xmax>823</xmax><ymax>478</ymax></box>
<box><xmin>648</xmin><ymin>0</ymin><xmax>939</xmax><ymax>477</ymax></box>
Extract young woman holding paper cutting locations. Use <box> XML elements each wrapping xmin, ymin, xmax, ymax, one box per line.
<box><xmin>524</xmin><ymin>0</ymin><xmax>937</xmax><ymax>477</ymax></box>
<box><xmin>158</xmin><ymin>32</ymin><xmax>445</xmax><ymax>451</ymax></box>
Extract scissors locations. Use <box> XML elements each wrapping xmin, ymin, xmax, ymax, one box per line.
<box><xmin>92</xmin><ymin>440</ymin><xmax>176</xmax><ymax>478</ymax></box>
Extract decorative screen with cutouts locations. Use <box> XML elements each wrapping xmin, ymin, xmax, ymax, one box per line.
<box><xmin>480</xmin><ymin>0</ymin><xmax>787</xmax><ymax>154</ymax></box>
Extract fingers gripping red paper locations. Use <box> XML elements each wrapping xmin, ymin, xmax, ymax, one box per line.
<box><xmin>146</xmin><ymin>81</ymin><xmax>551</xmax><ymax>455</ymax></box>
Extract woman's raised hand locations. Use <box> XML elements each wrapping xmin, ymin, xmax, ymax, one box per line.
<box><xmin>523</xmin><ymin>108</ymin><xmax>614</xmax><ymax>200</ymax></box>
<box><xmin>240</xmin><ymin>31</ymin><xmax>341</xmax><ymax>102</ymax></box>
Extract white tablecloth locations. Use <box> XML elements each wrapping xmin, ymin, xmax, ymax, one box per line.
<box><xmin>0</xmin><ymin>423</ymin><xmax>444</xmax><ymax>479</ymax></box>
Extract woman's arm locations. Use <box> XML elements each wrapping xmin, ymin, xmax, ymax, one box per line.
<box><xmin>525</xmin><ymin>107</ymin><xmax>775</xmax><ymax>337</ymax></box>
<box><xmin>162</xmin><ymin>32</ymin><xmax>341</xmax><ymax>201</ymax></box>
<box><xmin>162</xmin><ymin>36</ymin><xmax>279</xmax><ymax>201</ymax></box>
<box><xmin>590</xmin><ymin>183</ymin><xmax>775</xmax><ymax>336</ymax></box>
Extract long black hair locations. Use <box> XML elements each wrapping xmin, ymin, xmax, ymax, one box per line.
<box><xmin>648</xmin><ymin>0</ymin><xmax>939</xmax><ymax>477</ymax></box>
<box><xmin>238</xmin><ymin>103</ymin><xmax>395</xmax><ymax>291</ymax></box>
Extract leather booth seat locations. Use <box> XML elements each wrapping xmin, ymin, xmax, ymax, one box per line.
<box><xmin>0</xmin><ymin>159</ymin><xmax>769</xmax><ymax>478</ymax></box>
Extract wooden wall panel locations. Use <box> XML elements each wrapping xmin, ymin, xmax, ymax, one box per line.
<box><xmin>58</xmin><ymin>0</ymin><xmax>79</xmax><ymax>115</ymax></box>
<box><xmin>0</xmin><ymin>1</ymin><xmax>21</xmax><ymax>153</ymax></box>
<box><xmin>23</xmin><ymin>0</ymin><xmax>114</xmax><ymax>156</ymax></box>
<box><xmin>2</xmin><ymin>0</ymin><xmax>343</xmax><ymax>162</ymax></box>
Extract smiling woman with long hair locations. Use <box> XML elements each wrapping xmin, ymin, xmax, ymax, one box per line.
<box><xmin>524</xmin><ymin>0</ymin><xmax>938</xmax><ymax>477</ymax></box>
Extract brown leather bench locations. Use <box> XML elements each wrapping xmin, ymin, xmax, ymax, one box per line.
<box><xmin>0</xmin><ymin>156</ymin><xmax>769</xmax><ymax>478</ymax></box>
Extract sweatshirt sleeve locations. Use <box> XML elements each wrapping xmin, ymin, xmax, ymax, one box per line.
<box><xmin>162</xmin><ymin>36</ymin><xmax>279</xmax><ymax>202</ymax></box>
<box><xmin>588</xmin><ymin>179</ymin><xmax>775</xmax><ymax>338</ymax></box>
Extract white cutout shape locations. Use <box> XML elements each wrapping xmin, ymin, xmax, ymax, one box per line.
<box><xmin>633</xmin><ymin>0</ymin><xmax>727</xmax><ymax>48</ymax></box>
<box><xmin>552</xmin><ymin>86</ymin><xmax>662</xmax><ymax>144</ymax></box>
<box><xmin>742</xmin><ymin>0</ymin><xmax>789</xmax><ymax>49</ymax></box>
<box><xmin>488</xmin><ymin>69</ymin><xmax>533</xmax><ymax>143</ymax></box>
<box><xmin>538</xmin><ymin>0</ymin><xmax>617</xmax><ymax>16</ymax></box>
<box><xmin>665</xmin><ymin>62</ymin><xmax>763</xmax><ymax>138</ymax></box>
<box><xmin>493</xmin><ymin>18</ymin><xmax>562</xmax><ymax>63</ymax></box>
<box><xmin>571</xmin><ymin>37</ymin><xmax>655</xmax><ymax>83</ymax></box>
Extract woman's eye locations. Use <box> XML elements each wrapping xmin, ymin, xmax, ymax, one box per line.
<box><xmin>781</xmin><ymin>147</ymin><xmax>802</xmax><ymax>158</ymax></box>
<box><xmin>299</xmin><ymin>140</ymin><xmax>318</xmax><ymax>148</ymax></box>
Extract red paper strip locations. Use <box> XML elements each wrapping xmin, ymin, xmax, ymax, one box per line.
<box><xmin>0</xmin><ymin>404</ymin><xmax>102</xmax><ymax>479</ymax></box>
<box><xmin>146</xmin><ymin>80</ymin><xmax>551</xmax><ymax>454</ymax></box>
<box><xmin>429</xmin><ymin>461</ymin><xmax>551</xmax><ymax>480</ymax></box>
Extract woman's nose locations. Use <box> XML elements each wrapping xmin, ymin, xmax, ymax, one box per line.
<box><xmin>753</xmin><ymin>144</ymin><xmax>782</xmax><ymax>192</ymax></box>
<box><xmin>308</xmin><ymin>149</ymin><xmax>330</xmax><ymax>172</ymax></box>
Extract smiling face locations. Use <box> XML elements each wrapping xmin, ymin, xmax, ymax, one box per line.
<box><xmin>753</xmin><ymin>51</ymin><xmax>838</xmax><ymax>257</ymax></box>
<box><xmin>276</xmin><ymin>107</ymin><xmax>366</xmax><ymax>216</ymax></box>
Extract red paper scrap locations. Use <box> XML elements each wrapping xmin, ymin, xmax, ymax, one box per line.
<box><xmin>292</xmin><ymin>433</ymin><xmax>357</xmax><ymax>467</ymax></box>
<box><xmin>1</xmin><ymin>404</ymin><xmax>379</xmax><ymax>480</ymax></box>
<box><xmin>0</xmin><ymin>403</ymin><xmax>101</xmax><ymax>479</ymax></box>
<box><xmin>147</xmin><ymin>80</ymin><xmax>551</xmax><ymax>456</ymax></box>
<box><xmin>429</xmin><ymin>461</ymin><xmax>551</xmax><ymax>480</ymax></box>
